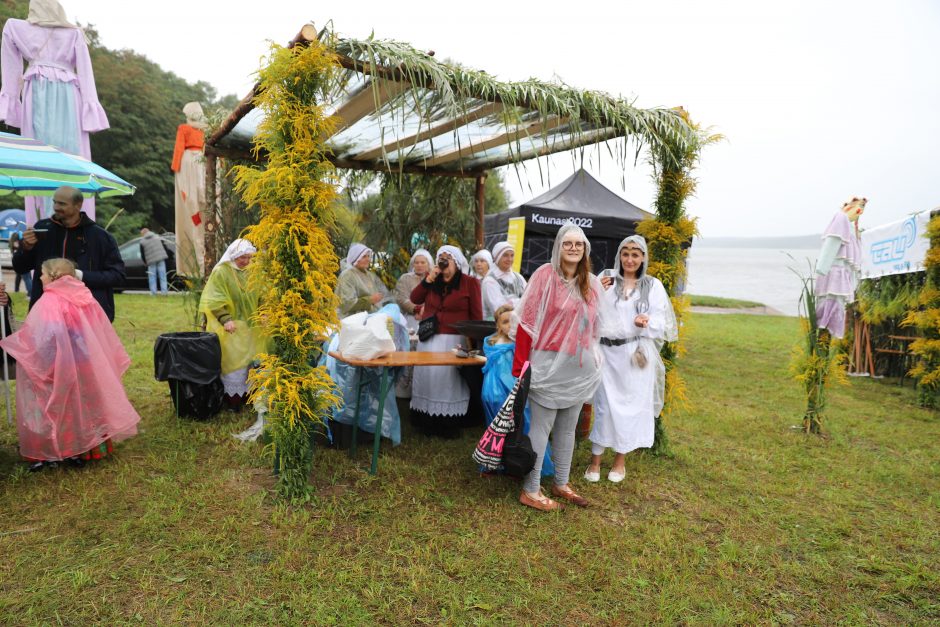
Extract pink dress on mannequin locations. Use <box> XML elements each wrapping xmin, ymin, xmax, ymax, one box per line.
<box><xmin>814</xmin><ymin>211</ymin><xmax>861</xmax><ymax>339</ymax></box>
<box><xmin>0</xmin><ymin>13</ymin><xmax>109</xmax><ymax>224</ymax></box>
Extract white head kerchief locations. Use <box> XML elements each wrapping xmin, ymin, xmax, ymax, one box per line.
<box><xmin>215</xmin><ymin>238</ymin><xmax>257</xmax><ymax>270</ymax></box>
<box><xmin>183</xmin><ymin>102</ymin><xmax>208</xmax><ymax>130</ymax></box>
<box><xmin>436</xmin><ymin>245</ymin><xmax>469</xmax><ymax>274</ymax></box>
<box><xmin>613</xmin><ymin>234</ymin><xmax>648</xmax><ymax>279</ymax></box>
<box><xmin>491</xmin><ymin>241</ymin><xmax>514</xmax><ymax>266</ymax></box>
<box><xmin>409</xmin><ymin>248</ymin><xmax>434</xmax><ymax>274</ymax></box>
<box><xmin>27</xmin><ymin>0</ymin><xmax>75</xmax><ymax>28</ymax></box>
<box><xmin>471</xmin><ymin>249</ymin><xmax>493</xmax><ymax>270</ymax></box>
<box><xmin>345</xmin><ymin>243</ymin><xmax>372</xmax><ymax>268</ymax></box>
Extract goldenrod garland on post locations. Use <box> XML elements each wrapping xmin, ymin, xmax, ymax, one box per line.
<box><xmin>790</xmin><ymin>271</ymin><xmax>848</xmax><ymax>434</ymax></box>
<box><xmin>232</xmin><ymin>41</ymin><xmax>342</xmax><ymax>499</ymax></box>
<box><xmin>904</xmin><ymin>214</ymin><xmax>940</xmax><ymax>408</ymax></box>
<box><xmin>637</xmin><ymin>108</ymin><xmax>715</xmax><ymax>456</ymax></box>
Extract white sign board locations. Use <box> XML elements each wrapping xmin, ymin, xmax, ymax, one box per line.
<box><xmin>860</xmin><ymin>211</ymin><xmax>930</xmax><ymax>279</ymax></box>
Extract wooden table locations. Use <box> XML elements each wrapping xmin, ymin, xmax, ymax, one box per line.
<box><xmin>328</xmin><ymin>351</ymin><xmax>485</xmax><ymax>475</ymax></box>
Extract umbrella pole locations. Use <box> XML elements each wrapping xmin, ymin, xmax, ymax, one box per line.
<box><xmin>0</xmin><ymin>305</ymin><xmax>11</xmax><ymax>425</ymax></box>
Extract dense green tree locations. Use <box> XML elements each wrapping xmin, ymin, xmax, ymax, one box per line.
<box><xmin>356</xmin><ymin>169</ymin><xmax>509</xmax><ymax>247</ymax></box>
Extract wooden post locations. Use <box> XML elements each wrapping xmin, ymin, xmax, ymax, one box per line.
<box><xmin>475</xmin><ymin>173</ymin><xmax>487</xmax><ymax>250</ymax></box>
<box><xmin>203</xmin><ymin>152</ymin><xmax>219</xmax><ymax>273</ymax></box>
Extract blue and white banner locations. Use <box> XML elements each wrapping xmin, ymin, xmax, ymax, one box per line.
<box><xmin>860</xmin><ymin>211</ymin><xmax>930</xmax><ymax>279</ymax></box>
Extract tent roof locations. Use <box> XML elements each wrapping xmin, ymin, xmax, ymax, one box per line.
<box><xmin>206</xmin><ymin>24</ymin><xmax>695</xmax><ymax>178</ymax></box>
<box><xmin>518</xmin><ymin>168</ymin><xmax>652</xmax><ymax>221</ymax></box>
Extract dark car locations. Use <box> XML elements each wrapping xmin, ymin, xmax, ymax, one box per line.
<box><xmin>117</xmin><ymin>232</ymin><xmax>184</xmax><ymax>292</ymax></box>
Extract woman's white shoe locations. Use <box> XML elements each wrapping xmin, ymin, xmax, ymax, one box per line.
<box><xmin>583</xmin><ymin>468</ymin><xmax>600</xmax><ymax>483</ymax></box>
<box><xmin>607</xmin><ymin>469</ymin><xmax>625</xmax><ymax>483</ymax></box>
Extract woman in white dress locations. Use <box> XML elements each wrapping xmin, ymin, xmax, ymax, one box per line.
<box><xmin>470</xmin><ymin>249</ymin><xmax>493</xmax><ymax>281</ymax></box>
<box><xmin>585</xmin><ymin>235</ymin><xmax>677</xmax><ymax>483</ymax></box>
<box><xmin>481</xmin><ymin>241</ymin><xmax>527</xmax><ymax>319</ymax></box>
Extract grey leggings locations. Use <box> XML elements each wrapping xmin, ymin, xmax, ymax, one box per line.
<box><xmin>523</xmin><ymin>399</ymin><xmax>583</xmax><ymax>493</ymax></box>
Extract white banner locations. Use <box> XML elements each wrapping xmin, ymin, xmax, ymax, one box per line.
<box><xmin>860</xmin><ymin>211</ymin><xmax>930</xmax><ymax>279</ymax></box>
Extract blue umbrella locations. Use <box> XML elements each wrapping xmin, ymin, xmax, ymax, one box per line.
<box><xmin>0</xmin><ymin>132</ymin><xmax>135</xmax><ymax>198</ymax></box>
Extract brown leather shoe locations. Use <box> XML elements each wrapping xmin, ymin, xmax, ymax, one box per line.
<box><xmin>551</xmin><ymin>484</ymin><xmax>589</xmax><ymax>508</ymax></box>
<box><xmin>519</xmin><ymin>491</ymin><xmax>564</xmax><ymax>512</ymax></box>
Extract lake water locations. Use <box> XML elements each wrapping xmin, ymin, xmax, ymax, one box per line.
<box><xmin>685</xmin><ymin>247</ymin><xmax>819</xmax><ymax>317</ymax></box>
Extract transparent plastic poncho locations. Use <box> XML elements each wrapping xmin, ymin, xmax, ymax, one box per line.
<box><xmin>199</xmin><ymin>260</ymin><xmax>266</xmax><ymax>375</ymax></box>
<box><xmin>603</xmin><ymin>235</ymin><xmax>678</xmax><ymax>416</ymax></box>
<box><xmin>513</xmin><ymin>223</ymin><xmax>620</xmax><ymax>408</ymax></box>
<box><xmin>336</xmin><ymin>267</ymin><xmax>389</xmax><ymax>317</ymax></box>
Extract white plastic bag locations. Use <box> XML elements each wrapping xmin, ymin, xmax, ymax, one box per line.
<box><xmin>338</xmin><ymin>312</ymin><xmax>396</xmax><ymax>360</ymax></box>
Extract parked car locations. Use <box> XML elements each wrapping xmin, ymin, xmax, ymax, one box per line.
<box><xmin>116</xmin><ymin>232</ymin><xmax>185</xmax><ymax>292</ymax></box>
<box><xmin>0</xmin><ymin>208</ymin><xmax>27</xmax><ymax>269</ymax></box>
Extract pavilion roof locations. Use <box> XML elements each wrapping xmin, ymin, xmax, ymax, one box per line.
<box><xmin>207</xmin><ymin>24</ymin><xmax>695</xmax><ymax>178</ymax></box>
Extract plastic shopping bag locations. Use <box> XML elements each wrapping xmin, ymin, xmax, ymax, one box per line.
<box><xmin>338</xmin><ymin>312</ymin><xmax>396</xmax><ymax>360</ymax></box>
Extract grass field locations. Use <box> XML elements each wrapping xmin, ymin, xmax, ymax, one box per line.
<box><xmin>0</xmin><ymin>295</ymin><xmax>937</xmax><ymax>624</ymax></box>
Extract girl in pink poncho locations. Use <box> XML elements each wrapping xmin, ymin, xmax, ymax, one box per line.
<box><xmin>0</xmin><ymin>258</ymin><xmax>140</xmax><ymax>470</ymax></box>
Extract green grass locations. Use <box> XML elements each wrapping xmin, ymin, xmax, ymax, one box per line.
<box><xmin>0</xmin><ymin>298</ymin><xmax>937</xmax><ymax>623</ymax></box>
<box><xmin>689</xmin><ymin>294</ymin><xmax>765</xmax><ymax>308</ymax></box>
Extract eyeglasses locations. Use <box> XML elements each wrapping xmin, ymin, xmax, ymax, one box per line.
<box><xmin>561</xmin><ymin>241</ymin><xmax>585</xmax><ymax>250</ymax></box>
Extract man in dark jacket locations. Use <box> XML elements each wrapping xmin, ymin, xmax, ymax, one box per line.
<box><xmin>13</xmin><ymin>186</ymin><xmax>125</xmax><ymax>321</ymax></box>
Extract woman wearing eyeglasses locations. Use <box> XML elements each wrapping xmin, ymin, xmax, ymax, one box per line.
<box><xmin>585</xmin><ymin>235</ymin><xmax>677</xmax><ymax>483</ymax></box>
<box><xmin>512</xmin><ymin>224</ymin><xmax>610</xmax><ymax>511</ymax></box>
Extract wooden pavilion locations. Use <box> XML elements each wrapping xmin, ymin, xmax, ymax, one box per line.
<box><xmin>203</xmin><ymin>23</ymin><xmax>695</xmax><ymax>267</ymax></box>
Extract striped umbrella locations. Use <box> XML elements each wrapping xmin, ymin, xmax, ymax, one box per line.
<box><xmin>0</xmin><ymin>132</ymin><xmax>135</xmax><ymax>198</ymax></box>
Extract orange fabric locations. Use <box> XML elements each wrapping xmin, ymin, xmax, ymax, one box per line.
<box><xmin>171</xmin><ymin>124</ymin><xmax>205</xmax><ymax>172</ymax></box>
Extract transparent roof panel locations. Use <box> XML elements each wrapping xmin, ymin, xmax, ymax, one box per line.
<box><xmin>455</xmin><ymin>126</ymin><xmax>619</xmax><ymax>171</ymax></box>
<box><xmin>223</xmin><ymin>108</ymin><xmax>264</xmax><ymax>149</ymax></box>
<box><xmin>211</xmin><ymin>43</ymin><xmax>640</xmax><ymax>172</ymax></box>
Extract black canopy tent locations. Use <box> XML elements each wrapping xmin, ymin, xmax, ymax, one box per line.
<box><xmin>484</xmin><ymin>168</ymin><xmax>653</xmax><ymax>276</ymax></box>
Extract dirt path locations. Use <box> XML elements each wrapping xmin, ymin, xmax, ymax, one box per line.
<box><xmin>691</xmin><ymin>305</ymin><xmax>786</xmax><ymax>316</ymax></box>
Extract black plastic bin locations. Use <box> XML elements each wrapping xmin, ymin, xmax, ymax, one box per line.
<box><xmin>154</xmin><ymin>332</ymin><xmax>224</xmax><ymax>420</ymax></box>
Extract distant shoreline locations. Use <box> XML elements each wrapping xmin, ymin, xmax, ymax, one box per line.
<box><xmin>693</xmin><ymin>235</ymin><xmax>820</xmax><ymax>249</ymax></box>
<box><xmin>688</xmin><ymin>294</ymin><xmax>784</xmax><ymax>316</ymax></box>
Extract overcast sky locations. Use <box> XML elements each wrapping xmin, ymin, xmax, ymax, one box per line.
<box><xmin>58</xmin><ymin>0</ymin><xmax>940</xmax><ymax>238</ymax></box>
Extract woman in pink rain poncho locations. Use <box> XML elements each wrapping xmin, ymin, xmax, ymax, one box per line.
<box><xmin>512</xmin><ymin>223</ymin><xmax>618</xmax><ymax>511</ymax></box>
<box><xmin>0</xmin><ymin>258</ymin><xmax>140</xmax><ymax>470</ymax></box>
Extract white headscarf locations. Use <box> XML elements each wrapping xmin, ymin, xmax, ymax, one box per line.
<box><xmin>409</xmin><ymin>248</ymin><xmax>434</xmax><ymax>274</ymax></box>
<box><xmin>346</xmin><ymin>243</ymin><xmax>372</xmax><ymax>268</ymax></box>
<box><xmin>436</xmin><ymin>245</ymin><xmax>469</xmax><ymax>275</ymax></box>
<box><xmin>470</xmin><ymin>249</ymin><xmax>493</xmax><ymax>278</ymax></box>
<box><xmin>27</xmin><ymin>0</ymin><xmax>75</xmax><ymax>28</ymax></box>
<box><xmin>215</xmin><ymin>238</ymin><xmax>257</xmax><ymax>270</ymax></box>
<box><xmin>491</xmin><ymin>241</ymin><xmax>514</xmax><ymax>266</ymax></box>
<box><xmin>183</xmin><ymin>102</ymin><xmax>208</xmax><ymax>131</ymax></box>
<box><xmin>471</xmin><ymin>249</ymin><xmax>493</xmax><ymax>266</ymax></box>
<box><xmin>613</xmin><ymin>234</ymin><xmax>647</xmax><ymax>279</ymax></box>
